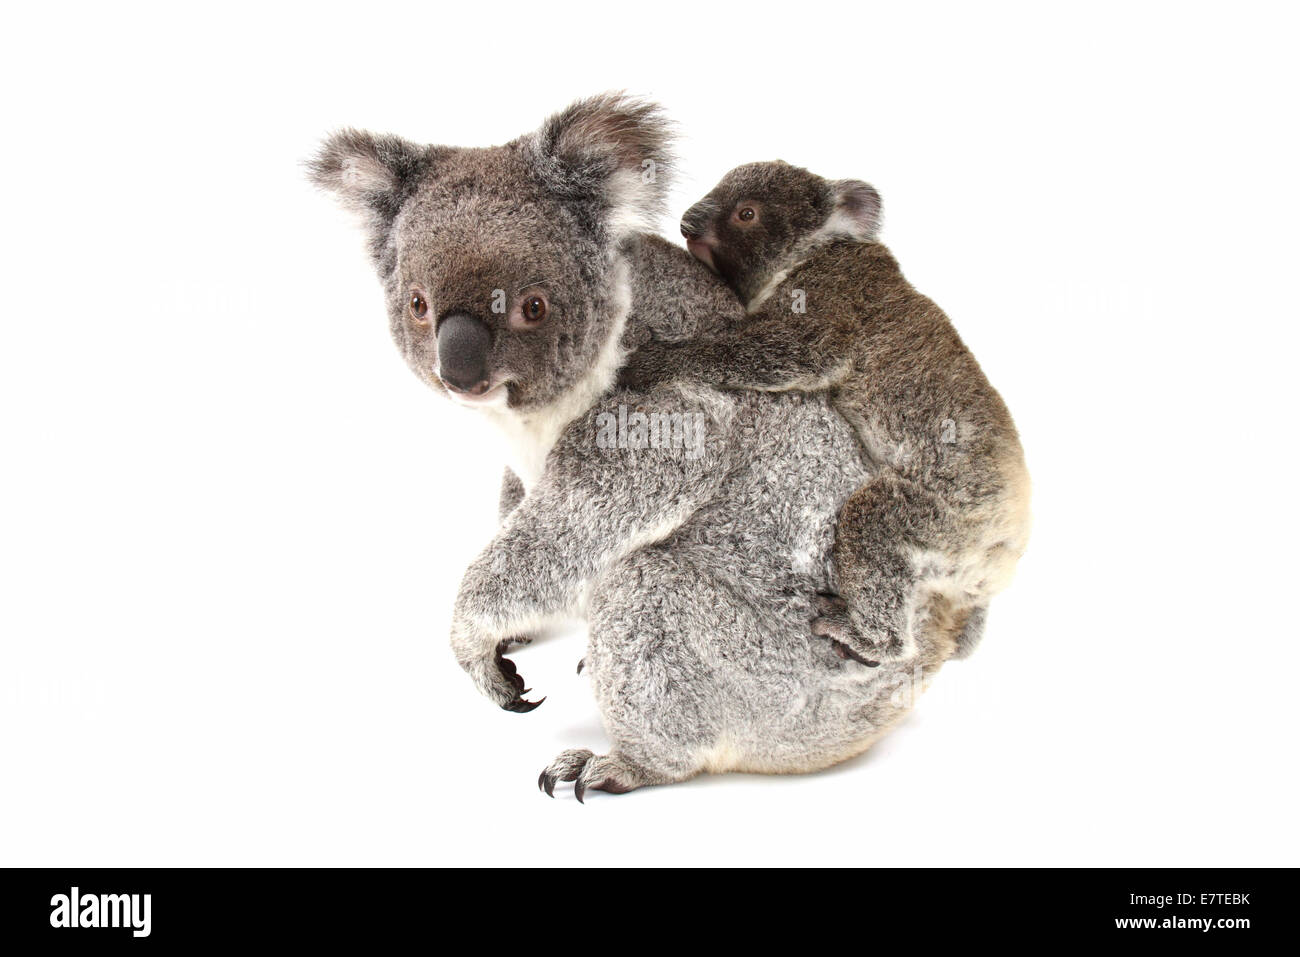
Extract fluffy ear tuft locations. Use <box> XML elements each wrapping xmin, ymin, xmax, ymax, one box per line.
<box><xmin>525</xmin><ymin>92</ymin><xmax>676</xmax><ymax>240</ymax></box>
<box><xmin>828</xmin><ymin>179</ymin><xmax>883</xmax><ymax>240</ymax></box>
<box><xmin>306</xmin><ymin>129</ymin><xmax>429</xmax><ymax>230</ymax></box>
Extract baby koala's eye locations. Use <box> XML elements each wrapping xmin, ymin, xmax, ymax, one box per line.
<box><xmin>409</xmin><ymin>291</ymin><xmax>430</xmax><ymax>323</ymax></box>
<box><xmin>736</xmin><ymin>206</ymin><xmax>757</xmax><ymax>223</ymax></box>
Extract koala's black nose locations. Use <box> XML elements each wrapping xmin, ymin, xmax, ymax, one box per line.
<box><xmin>680</xmin><ymin>221</ymin><xmax>701</xmax><ymax>241</ymax></box>
<box><xmin>436</xmin><ymin>313</ymin><xmax>492</xmax><ymax>395</ymax></box>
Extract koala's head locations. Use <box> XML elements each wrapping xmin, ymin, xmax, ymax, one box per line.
<box><xmin>308</xmin><ymin>94</ymin><xmax>672</xmax><ymax>412</ymax></box>
<box><xmin>680</xmin><ymin>161</ymin><xmax>881</xmax><ymax>309</ymax></box>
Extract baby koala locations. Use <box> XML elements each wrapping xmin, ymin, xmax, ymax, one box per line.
<box><xmin>623</xmin><ymin>161</ymin><xmax>1030</xmax><ymax>664</ymax></box>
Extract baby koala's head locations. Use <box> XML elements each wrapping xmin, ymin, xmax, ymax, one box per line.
<box><xmin>680</xmin><ymin>161</ymin><xmax>881</xmax><ymax>308</ymax></box>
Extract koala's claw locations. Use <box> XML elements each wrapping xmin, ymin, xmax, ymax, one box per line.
<box><xmin>496</xmin><ymin>652</ymin><xmax>524</xmax><ymax>691</ymax></box>
<box><xmin>495</xmin><ymin>644</ymin><xmax>544</xmax><ymax>712</ymax></box>
<box><xmin>538</xmin><ymin>748</ymin><xmax>595</xmax><ymax>798</ymax></box>
<box><xmin>538</xmin><ymin>748</ymin><xmax>642</xmax><ymax>802</ymax></box>
<box><xmin>503</xmin><ymin>696</ymin><xmax>545</xmax><ymax>713</ymax></box>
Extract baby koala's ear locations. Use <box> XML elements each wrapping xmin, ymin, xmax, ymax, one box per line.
<box><xmin>527</xmin><ymin>91</ymin><xmax>676</xmax><ymax>240</ymax></box>
<box><xmin>828</xmin><ymin>179</ymin><xmax>883</xmax><ymax>240</ymax></box>
<box><xmin>306</xmin><ymin>129</ymin><xmax>430</xmax><ymax>233</ymax></box>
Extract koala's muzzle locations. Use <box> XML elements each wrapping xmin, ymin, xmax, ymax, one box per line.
<box><xmin>680</xmin><ymin>199</ymin><xmax>720</xmax><ymax>272</ymax></box>
<box><xmin>436</xmin><ymin>313</ymin><xmax>493</xmax><ymax>395</ymax></box>
<box><xmin>679</xmin><ymin>198</ymin><xmax>718</xmax><ymax>241</ymax></box>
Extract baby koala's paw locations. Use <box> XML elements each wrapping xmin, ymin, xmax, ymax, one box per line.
<box><xmin>810</xmin><ymin>592</ymin><xmax>910</xmax><ymax>666</ymax></box>
<box><xmin>616</xmin><ymin>341</ymin><xmax>678</xmax><ymax>392</ymax></box>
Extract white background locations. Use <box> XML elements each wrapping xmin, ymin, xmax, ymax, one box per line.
<box><xmin>2</xmin><ymin>1</ymin><xmax>1297</xmax><ymax>866</ymax></box>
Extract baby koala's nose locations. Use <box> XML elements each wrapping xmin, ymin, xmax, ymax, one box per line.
<box><xmin>680</xmin><ymin>221</ymin><xmax>701</xmax><ymax>241</ymax></box>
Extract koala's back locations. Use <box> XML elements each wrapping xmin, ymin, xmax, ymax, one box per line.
<box><xmin>676</xmin><ymin>389</ymin><xmax>863</xmax><ymax>591</ymax></box>
<box><xmin>587</xmin><ymin>236</ymin><xmax>966</xmax><ymax>775</ymax></box>
<box><xmin>619</xmin><ymin>388</ymin><xmax>960</xmax><ymax>773</ymax></box>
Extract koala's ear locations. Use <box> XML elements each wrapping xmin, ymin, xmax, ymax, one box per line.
<box><xmin>307</xmin><ymin>129</ymin><xmax>429</xmax><ymax>234</ymax></box>
<box><xmin>525</xmin><ymin>92</ymin><xmax>676</xmax><ymax>239</ymax></box>
<box><xmin>828</xmin><ymin>179</ymin><xmax>883</xmax><ymax>240</ymax></box>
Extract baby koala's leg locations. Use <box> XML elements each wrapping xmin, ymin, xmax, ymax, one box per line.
<box><xmin>812</xmin><ymin>473</ymin><xmax>956</xmax><ymax>663</ymax></box>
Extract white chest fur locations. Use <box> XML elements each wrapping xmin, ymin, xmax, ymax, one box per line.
<box><xmin>478</xmin><ymin>266</ymin><xmax>631</xmax><ymax>491</ymax></box>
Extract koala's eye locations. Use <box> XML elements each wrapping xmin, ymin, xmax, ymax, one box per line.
<box><xmin>409</xmin><ymin>291</ymin><xmax>430</xmax><ymax>323</ymax></box>
<box><xmin>736</xmin><ymin>206</ymin><xmax>757</xmax><ymax>223</ymax></box>
<box><xmin>510</xmin><ymin>292</ymin><xmax>550</xmax><ymax>330</ymax></box>
<box><xmin>521</xmin><ymin>296</ymin><xmax>548</xmax><ymax>323</ymax></box>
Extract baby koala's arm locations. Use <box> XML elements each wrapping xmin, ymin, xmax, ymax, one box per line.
<box><xmin>621</xmin><ymin>312</ymin><xmax>852</xmax><ymax>394</ymax></box>
<box><xmin>449</xmin><ymin>388</ymin><xmax>729</xmax><ymax>710</ymax></box>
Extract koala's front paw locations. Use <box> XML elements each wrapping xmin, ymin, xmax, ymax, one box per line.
<box><xmin>457</xmin><ymin>635</ymin><xmax>546</xmax><ymax>713</ymax></box>
<box><xmin>810</xmin><ymin>592</ymin><xmax>912</xmax><ymax>666</ymax></box>
<box><xmin>495</xmin><ymin>642</ymin><xmax>545</xmax><ymax>712</ymax></box>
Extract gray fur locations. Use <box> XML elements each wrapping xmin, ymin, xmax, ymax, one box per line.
<box><xmin>624</xmin><ymin>160</ymin><xmax>1032</xmax><ymax>664</ymax></box>
<box><xmin>498</xmin><ymin>469</ymin><xmax>525</xmax><ymax>523</ymax></box>
<box><xmin>309</xmin><ymin>96</ymin><xmax>967</xmax><ymax>796</ymax></box>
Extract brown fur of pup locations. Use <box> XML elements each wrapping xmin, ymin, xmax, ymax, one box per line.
<box><xmin>623</xmin><ymin>161</ymin><xmax>1031</xmax><ymax>662</ymax></box>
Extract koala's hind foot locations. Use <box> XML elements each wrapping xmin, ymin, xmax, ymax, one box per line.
<box><xmin>537</xmin><ymin>748</ymin><xmax>666</xmax><ymax>802</ymax></box>
<box><xmin>811</xmin><ymin>593</ymin><xmax>881</xmax><ymax>666</ymax></box>
<box><xmin>810</xmin><ymin>588</ymin><xmax>912</xmax><ymax>664</ymax></box>
<box><xmin>811</xmin><ymin>590</ymin><xmax>907</xmax><ymax>665</ymax></box>
<box><xmin>814</xmin><ymin>475</ymin><xmax>955</xmax><ymax>664</ymax></box>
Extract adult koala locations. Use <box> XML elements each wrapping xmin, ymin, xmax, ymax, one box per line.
<box><xmin>310</xmin><ymin>94</ymin><xmax>965</xmax><ymax>798</ymax></box>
